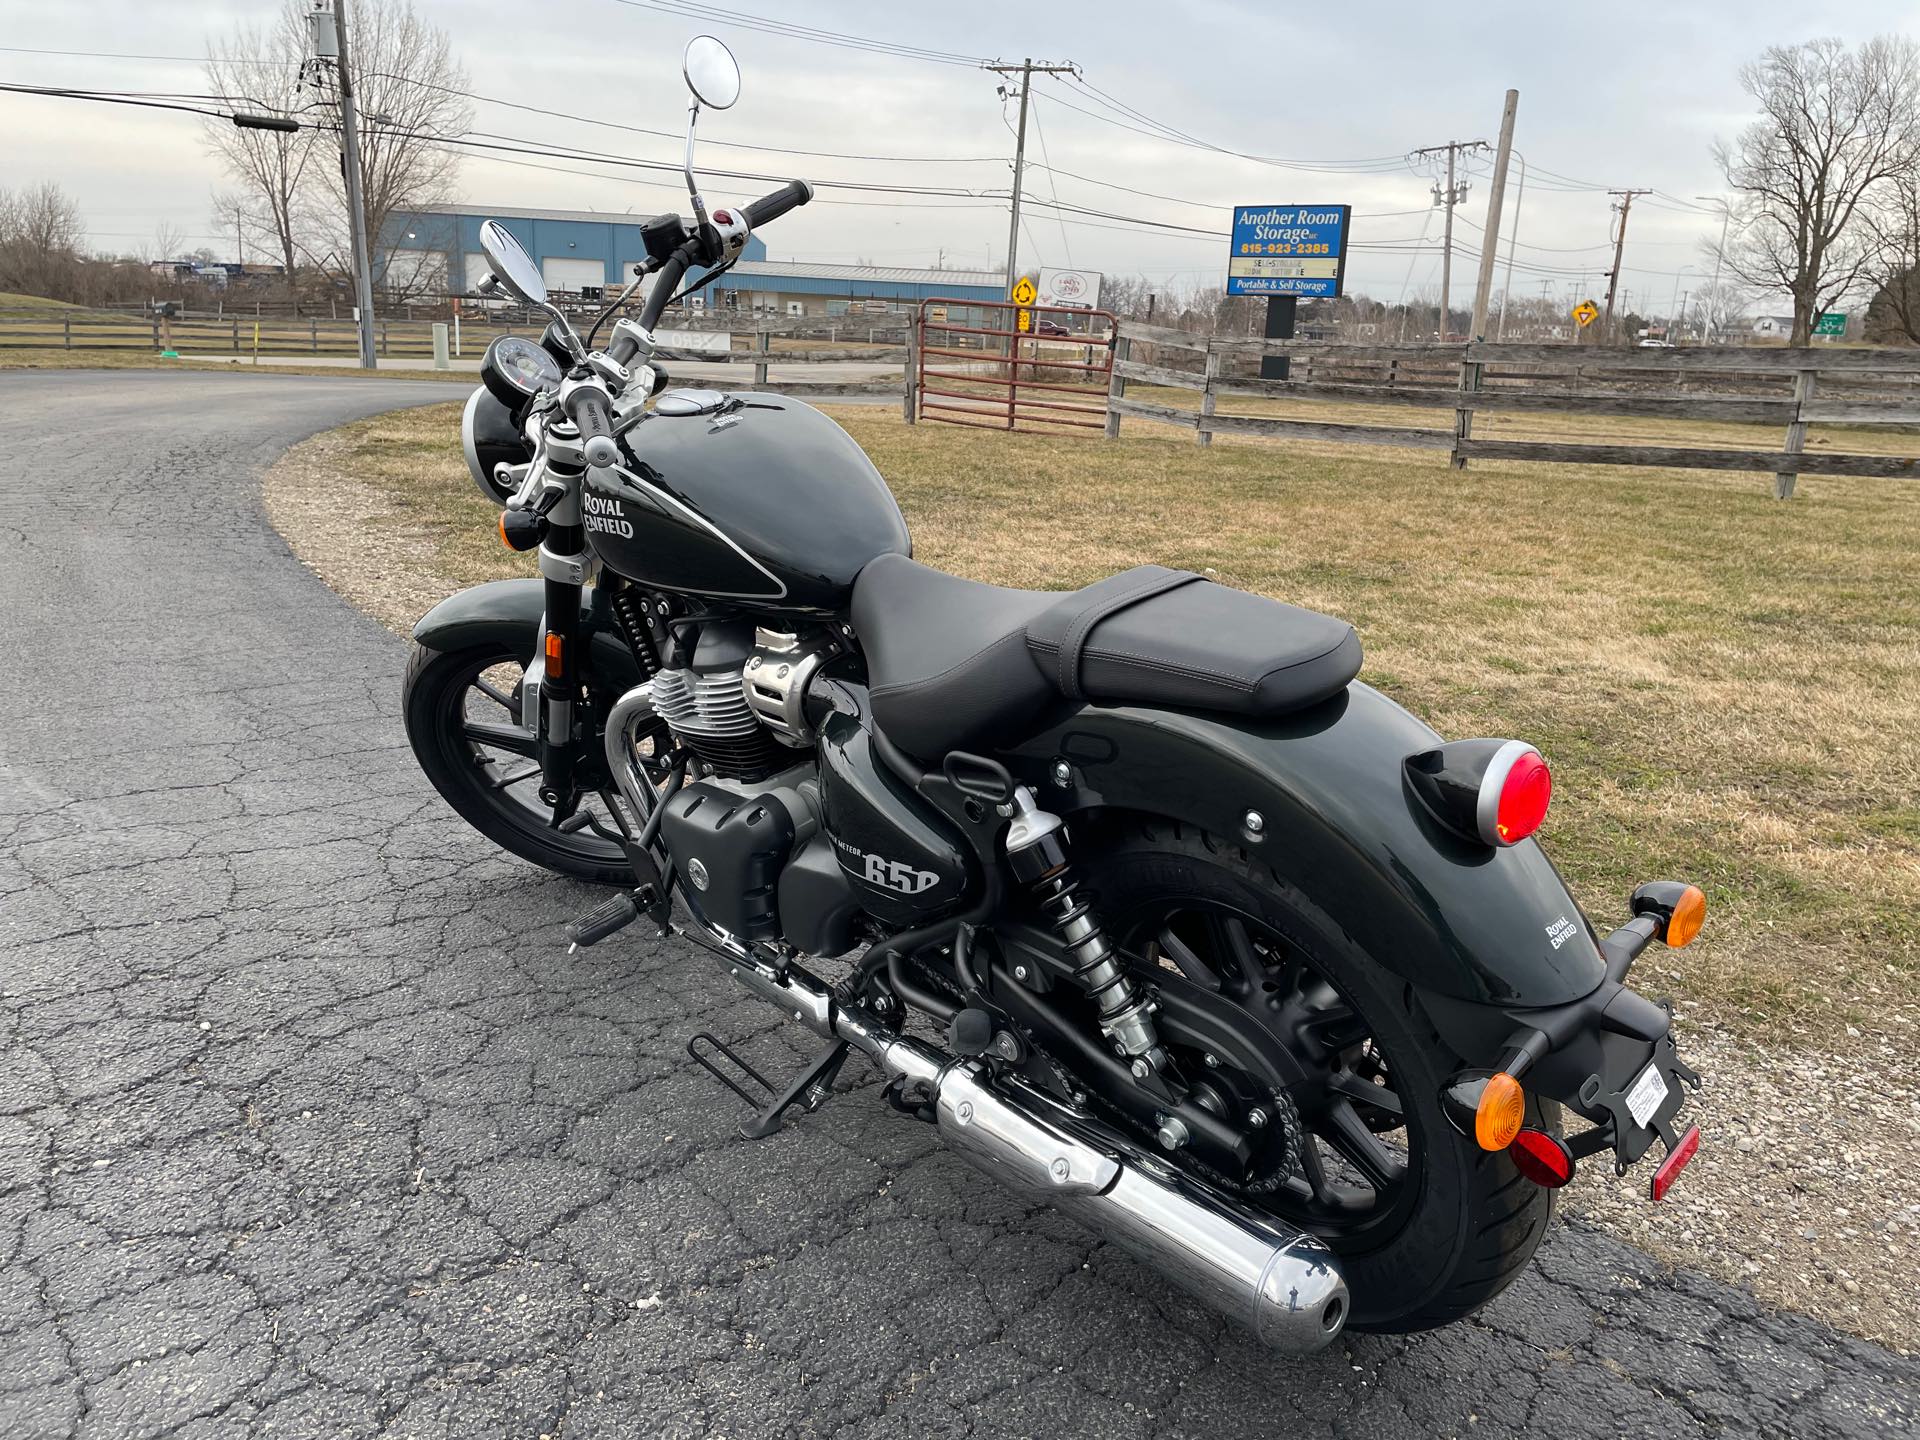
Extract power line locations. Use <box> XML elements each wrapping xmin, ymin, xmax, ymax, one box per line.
<box><xmin>605</xmin><ymin>0</ymin><xmax>993</xmax><ymax>68</ymax></box>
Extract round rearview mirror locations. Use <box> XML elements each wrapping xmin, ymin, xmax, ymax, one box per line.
<box><xmin>683</xmin><ymin>35</ymin><xmax>740</xmax><ymax>110</ymax></box>
<box><xmin>478</xmin><ymin>219</ymin><xmax>547</xmax><ymax>306</ymax></box>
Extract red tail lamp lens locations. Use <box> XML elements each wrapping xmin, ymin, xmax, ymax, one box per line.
<box><xmin>1507</xmin><ymin>1128</ymin><xmax>1574</xmax><ymax>1188</ymax></box>
<box><xmin>1494</xmin><ymin>749</ymin><xmax>1551</xmax><ymax>845</ymax></box>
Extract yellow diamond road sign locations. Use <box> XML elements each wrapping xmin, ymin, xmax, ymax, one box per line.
<box><xmin>1011</xmin><ymin>276</ymin><xmax>1037</xmax><ymax>306</ymax></box>
<box><xmin>1572</xmin><ymin>299</ymin><xmax>1599</xmax><ymax>328</ymax></box>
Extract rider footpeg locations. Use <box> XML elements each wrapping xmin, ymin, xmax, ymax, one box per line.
<box><xmin>565</xmin><ymin>886</ymin><xmax>659</xmax><ymax>951</ymax></box>
<box><xmin>687</xmin><ymin>1032</ymin><xmax>851</xmax><ymax>1140</ymax></box>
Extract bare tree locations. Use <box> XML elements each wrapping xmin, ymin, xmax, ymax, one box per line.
<box><xmin>0</xmin><ymin>181</ymin><xmax>87</xmax><ymax>299</ymax></box>
<box><xmin>309</xmin><ymin>0</ymin><xmax>472</xmax><ymax>299</ymax></box>
<box><xmin>1689</xmin><ymin>279</ymin><xmax>1755</xmax><ymax>343</ymax></box>
<box><xmin>1864</xmin><ymin>180</ymin><xmax>1920</xmax><ymax>344</ymax></box>
<box><xmin>203</xmin><ymin>3</ymin><xmax>317</xmax><ymax>303</ymax></box>
<box><xmin>1713</xmin><ymin>36</ymin><xmax>1920</xmax><ymax>346</ymax></box>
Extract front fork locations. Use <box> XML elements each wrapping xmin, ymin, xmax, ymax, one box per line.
<box><xmin>534</xmin><ymin>459</ymin><xmax>590</xmax><ymax>815</ymax></box>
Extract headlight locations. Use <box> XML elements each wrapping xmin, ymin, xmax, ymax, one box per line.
<box><xmin>461</xmin><ymin>385</ymin><xmax>533</xmax><ymax>505</ymax></box>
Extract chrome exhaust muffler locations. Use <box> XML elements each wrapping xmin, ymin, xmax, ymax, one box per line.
<box><xmin>713</xmin><ymin>948</ymin><xmax>1350</xmax><ymax>1355</ymax></box>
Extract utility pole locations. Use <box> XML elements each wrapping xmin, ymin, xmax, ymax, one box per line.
<box><xmin>984</xmin><ymin>58</ymin><xmax>1077</xmax><ymax>301</ymax></box>
<box><xmin>1468</xmin><ymin>91</ymin><xmax>1519</xmax><ymax>342</ymax></box>
<box><xmin>1601</xmin><ymin>188</ymin><xmax>1651</xmax><ymax>342</ymax></box>
<box><xmin>1496</xmin><ymin>154</ymin><xmax>1526</xmax><ymax>340</ymax></box>
<box><xmin>311</xmin><ymin>0</ymin><xmax>378</xmax><ymax>370</ymax></box>
<box><xmin>1456</xmin><ymin>90</ymin><xmax>1518</xmax><ymax>472</ymax></box>
<box><xmin>1696</xmin><ymin>195</ymin><xmax>1733</xmax><ymax>342</ymax></box>
<box><xmin>1410</xmin><ymin>138</ymin><xmax>1487</xmax><ymax>339</ymax></box>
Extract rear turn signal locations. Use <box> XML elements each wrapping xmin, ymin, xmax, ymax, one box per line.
<box><xmin>1631</xmin><ymin>881</ymin><xmax>1708</xmax><ymax>948</ymax></box>
<box><xmin>1507</xmin><ymin>1128</ymin><xmax>1574</xmax><ymax>1188</ymax></box>
<box><xmin>1404</xmin><ymin>738</ymin><xmax>1551</xmax><ymax>849</ymax></box>
<box><xmin>1475</xmin><ymin>1072</ymin><xmax>1526</xmax><ymax>1151</ymax></box>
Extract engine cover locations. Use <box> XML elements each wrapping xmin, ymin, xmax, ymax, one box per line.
<box><xmin>656</xmin><ymin>781</ymin><xmax>796</xmax><ymax>942</ymax></box>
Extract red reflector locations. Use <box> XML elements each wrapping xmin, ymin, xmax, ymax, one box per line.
<box><xmin>1495</xmin><ymin>749</ymin><xmax>1552</xmax><ymax>845</ymax></box>
<box><xmin>1507</xmin><ymin>1128</ymin><xmax>1574</xmax><ymax>1188</ymax></box>
<box><xmin>1649</xmin><ymin>1124</ymin><xmax>1701</xmax><ymax>1202</ymax></box>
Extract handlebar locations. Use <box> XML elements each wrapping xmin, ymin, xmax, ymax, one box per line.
<box><xmin>562</xmin><ymin>380</ymin><xmax>619</xmax><ymax>466</ymax></box>
<box><xmin>743</xmin><ymin>179</ymin><xmax>815</xmax><ymax>229</ymax></box>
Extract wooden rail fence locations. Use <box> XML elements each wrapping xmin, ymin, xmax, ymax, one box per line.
<box><xmin>1106</xmin><ymin>320</ymin><xmax>1920</xmax><ymax>497</ymax></box>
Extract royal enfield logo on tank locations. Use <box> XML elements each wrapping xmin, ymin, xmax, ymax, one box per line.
<box><xmin>582</xmin><ymin>491</ymin><xmax>633</xmax><ymax>539</ymax></box>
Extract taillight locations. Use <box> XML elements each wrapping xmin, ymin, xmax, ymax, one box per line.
<box><xmin>1404</xmin><ymin>738</ymin><xmax>1552</xmax><ymax>849</ymax></box>
<box><xmin>1490</xmin><ymin>747</ymin><xmax>1551</xmax><ymax>846</ymax></box>
<box><xmin>1508</xmin><ymin>1128</ymin><xmax>1574</xmax><ymax>1187</ymax></box>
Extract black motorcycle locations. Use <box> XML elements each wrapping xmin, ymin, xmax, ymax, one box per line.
<box><xmin>404</xmin><ymin>36</ymin><xmax>1704</xmax><ymax>1354</ymax></box>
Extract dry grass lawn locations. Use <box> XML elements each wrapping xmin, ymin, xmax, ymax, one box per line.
<box><xmin>274</xmin><ymin>399</ymin><xmax>1920</xmax><ymax>1042</ymax></box>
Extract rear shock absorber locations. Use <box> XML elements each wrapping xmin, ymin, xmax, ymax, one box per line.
<box><xmin>1003</xmin><ymin>787</ymin><xmax>1166</xmax><ymax>1076</ymax></box>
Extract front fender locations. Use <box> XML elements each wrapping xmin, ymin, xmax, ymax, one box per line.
<box><xmin>1007</xmin><ymin>682</ymin><xmax>1607</xmax><ymax>1009</ymax></box>
<box><xmin>411</xmin><ymin>578</ymin><xmax>645</xmax><ymax>692</ymax></box>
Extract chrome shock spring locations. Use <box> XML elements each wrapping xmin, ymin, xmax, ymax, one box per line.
<box><xmin>1004</xmin><ymin>788</ymin><xmax>1163</xmax><ymax>1069</ymax></box>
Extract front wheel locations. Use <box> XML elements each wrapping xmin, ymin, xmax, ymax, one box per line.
<box><xmin>402</xmin><ymin>640</ymin><xmax>634</xmax><ymax>885</ymax></box>
<box><xmin>1075</xmin><ymin>816</ymin><xmax>1556</xmax><ymax>1333</ymax></box>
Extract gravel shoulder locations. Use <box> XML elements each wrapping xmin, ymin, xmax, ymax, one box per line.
<box><xmin>264</xmin><ymin>414</ymin><xmax>1920</xmax><ymax>1357</ymax></box>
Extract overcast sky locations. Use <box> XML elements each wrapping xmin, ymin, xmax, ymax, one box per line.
<box><xmin>4</xmin><ymin>1</ymin><xmax>1918</xmax><ymax>312</ymax></box>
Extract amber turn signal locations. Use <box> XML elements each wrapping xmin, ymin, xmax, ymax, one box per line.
<box><xmin>1632</xmin><ymin>880</ymin><xmax>1707</xmax><ymax>949</ymax></box>
<box><xmin>1665</xmin><ymin>885</ymin><xmax>1706</xmax><ymax>948</ymax></box>
<box><xmin>544</xmin><ymin>632</ymin><xmax>565</xmax><ymax>680</ymax></box>
<box><xmin>1474</xmin><ymin>1071</ymin><xmax>1526</xmax><ymax>1151</ymax></box>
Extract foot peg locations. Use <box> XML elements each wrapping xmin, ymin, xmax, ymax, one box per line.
<box><xmin>565</xmin><ymin>887</ymin><xmax>659</xmax><ymax>950</ymax></box>
<box><xmin>687</xmin><ymin>1032</ymin><xmax>851</xmax><ymax>1140</ymax></box>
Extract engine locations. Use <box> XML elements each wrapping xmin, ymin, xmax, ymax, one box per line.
<box><xmin>651</xmin><ymin>622</ymin><xmax>831</xmax><ymax>782</ymax></box>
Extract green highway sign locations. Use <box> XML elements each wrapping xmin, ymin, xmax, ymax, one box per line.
<box><xmin>1814</xmin><ymin>312</ymin><xmax>1847</xmax><ymax>336</ymax></box>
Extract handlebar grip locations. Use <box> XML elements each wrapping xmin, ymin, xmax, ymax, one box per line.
<box><xmin>565</xmin><ymin>383</ymin><xmax>618</xmax><ymax>466</ymax></box>
<box><xmin>743</xmin><ymin>180</ymin><xmax>815</xmax><ymax>229</ymax></box>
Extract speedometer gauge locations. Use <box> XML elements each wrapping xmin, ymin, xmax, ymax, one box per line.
<box><xmin>480</xmin><ymin>334</ymin><xmax>563</xmax><ymax>407</ymax></box>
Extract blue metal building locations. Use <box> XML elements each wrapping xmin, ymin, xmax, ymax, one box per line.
<box><xmin>386</xmin><ymin>205</ymin><xmax>1003</xmax><ymax>316</ymax></box>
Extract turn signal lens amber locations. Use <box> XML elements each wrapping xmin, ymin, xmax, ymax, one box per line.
<box><xmin>1664</xmin><ymin>885</ymin><xmax>1706</xmax><ymax>948</ymax></box>
<box><xmin>544</xmin><ymin>632</ymin><xmax>564</xmax><ymax>679</ymax></box>
<box><xmin>497</xmin><ymin>512</ymin><xmax>511</xmax><ymax>549</ymax></box>
<box><xmin>1475</xmin><ymin>1072</ymin><xmax>1526</xmax><ymax>1151</ymax></box>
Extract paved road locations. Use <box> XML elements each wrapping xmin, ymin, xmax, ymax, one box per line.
<box><xmin>1</xmin><ymin>369</ymin><xmax>1913</xmax><ymax>1440</ymax></box>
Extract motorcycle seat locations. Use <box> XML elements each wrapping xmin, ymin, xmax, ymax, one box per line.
<box><xmin>850</xmin><ymin>553</ymin><xmax>1362</xmax><ymax>761</ymax></box>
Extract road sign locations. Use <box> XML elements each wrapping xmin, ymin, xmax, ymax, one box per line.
<box><xmin>1011</xmin><ymin>276</ymin><xmax>1037</xmax><ymax>306</ymax></box>
<box><xmin>1572</xmin><ymin>299</ymin><xmax>1599</xmax><ymax>328</ymax></box>
<box><xmin>1814</xmin><ymin>311</ymin><xmax>1847</xmax><ymax>336</ymax></box>
<box><xmin>1226</xmin><ymin>205</ymin><xmax>1349</xmax><ymax>298</ymax></box>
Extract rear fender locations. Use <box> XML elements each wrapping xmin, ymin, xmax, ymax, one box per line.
<box><xmin>1006</xmin><ymin>683</ymin><xmax>1608</xmax><ymax>1018</ymax></box>
<box><xmin>411</xmin><ymin>578</ymin><xmax>645</xmax><ymax>692</ymax></box>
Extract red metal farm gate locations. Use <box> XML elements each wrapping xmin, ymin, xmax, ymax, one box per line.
<box><xmin>912</xmin><ymin>297</ymin><xmax>1117</xmax><ymax>434</ymax></box>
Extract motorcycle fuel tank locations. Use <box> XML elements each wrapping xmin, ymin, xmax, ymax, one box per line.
<box><xmin>582</xmin><ymin>392</ymin><xmax>910</xmax><ymax>612</ymax></box>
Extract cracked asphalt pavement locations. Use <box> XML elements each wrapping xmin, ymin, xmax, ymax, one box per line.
<box><xmin>1</xmin><ymin>369</ymin><xmax>1915</xmax><ymax>1439</ymax></box>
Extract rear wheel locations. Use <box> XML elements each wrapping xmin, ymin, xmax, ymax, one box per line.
<box><xmin>1077</xmin><ymin>816</ymin><xmax>1556</xmax><ymax>1333</ymax></box>
<box><xmin>402</xmin><ymin>640</ymin><xmax>634</xmax><ymax>885</ymax></box>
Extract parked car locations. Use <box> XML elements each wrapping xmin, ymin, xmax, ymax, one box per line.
<box><xmin>1033</xmin><ymin>317</ymin><xmax>1070</xmax><ymax>337</ymax></box>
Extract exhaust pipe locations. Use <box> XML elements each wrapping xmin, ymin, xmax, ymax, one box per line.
<box><xmin>715</xmin><ymin>949</ymin><xmax>1350</xmax><ymax>1354</ymax></box>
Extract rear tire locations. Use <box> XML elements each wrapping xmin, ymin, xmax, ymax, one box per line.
<box><xmin>1077</xmin><ymin>816</ymin><xmax>1556</xmax><ymax>1333</ymax></box>
<box><xmin>403</xmin><ymin>640</ymin><xmax>633</xmax><ymax>886</ymax></box>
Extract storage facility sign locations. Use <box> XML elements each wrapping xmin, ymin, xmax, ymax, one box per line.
<box><xmin>1226</xmin><ymin>205</ymin><xmax>1349</xmax><ymax>298</ymax></box>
